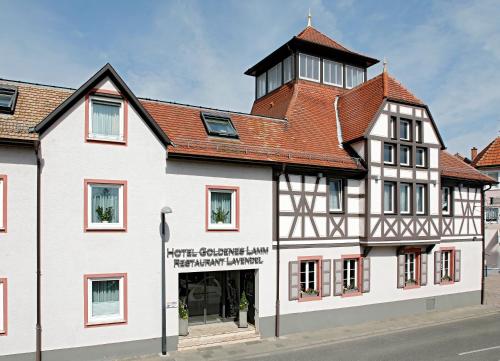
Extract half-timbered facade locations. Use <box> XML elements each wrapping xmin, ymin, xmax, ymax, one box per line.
<box><xmin>0</xmin><ymin>20</ymin><xmax>495</xmax><ymax>361</ymax></box>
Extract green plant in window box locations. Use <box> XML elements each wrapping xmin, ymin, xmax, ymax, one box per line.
<box><xmin>343</xmin><ymin>284</ymin><xmax>359</xmax><ymax>293</ymax></box>
<box><xmin>212</xmin><ymin>206</ymin><xmax>229</xmax><ymax>224</ymax></box>
<box><xmin>441</xmin><ymin>274</ymin><xmax>452</xmax><ymax>282</ymax></box>
<box><xmin>406</xmin><ymin>279</ymin><xmax>418</xmax><ymax>286</ymax></box>
<box><xmin>301</xmin><ymin>288</ymin><xmax>320</xmax><ymax>297</ymax></box>
<box><xmin>96</xmin><ymin>206</ymin><xmax>113</xmax><ymax>223</ymax></box>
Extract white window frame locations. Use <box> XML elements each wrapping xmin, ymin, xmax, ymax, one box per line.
<box><xmin>323</xmin><ymin>59</ymin><xmax>343</xmax><ymax>87</ymax></box>
<box><xmin>283</xmin><ymin>55</ymin><xmax>294</xmax><ymax>84</ymax></box>
<box><xmin>256</xmin><ymin>73</ymin><xmax>267</xmax><ymax>98</ymax></box>
<box><xmin>267</xmin><ymin>62</ymin><xmax>282</xmax><ymax>93</ymax></box>
<box><xmin>400</xmin><ymin>183</ymin><xmax>411</xmax><ymax>214</ymax></box>
<box><xmin>442</xmin><ymin>187</ymin><xmax>451</xmax><ymax>215</ymax></box>
<box><xmin>384</xmin><ymin>182</ymin><xmax>395</xmax><ymax>214</ymax></box>
<box><xmin>404</xmin><ymin>253</ymin><xmax>417</xmax><ymax>284</ymax></box>
<box><xmin>300</xmin><ymin>260</ymin><xmax>318</xmax><ymax>293</ymax></box>
<box><xmin>389</xmin><ymin>117</ymin><xmax>396</xmax><ymax>139</ymax></box>
<box><xmin>208</xmin><ymin>188</ymin><xmax>237</xmax><ymax>230</ymax></box>
<box><xmin>87</xmin><ymin>276</ymin><xmax>125</xmax><ymax>325</ymax></box>
<box><xmin>345</xmin><ymin>65</ymin><xmax>365</xmax><ymax>89</ymax></box>
<box><xmin>400</xmin><ymin>145</ymin><xmax>410</xmax><ymax>166</ymax></box>
<box><xmin>400</xmin><ymin>119</ymin><xmax>411</xmax><ymax>141</ymax></box>
<box><xmin>343</xmin><ymin>258</ymin><xmax>359</xmax><ymax>291</ymax></box>
<box><xmin>415</xmin><ymin>120</ymin><xmax>423</xmax><ymax>143</ymax></box>
<box><xmin>298</xmin><ymin>53</ymin><xmax>320</xmax><ymax>82</ymax></box>
<box><xmin>416</xmin><ymin>147</ymin><xmax>426</xmax><ymax>167</ymax></box>
<box><xmin>88</xmin><ymin>95</ymin><xmax>125</xmax><ymax>142</ymax></box>
<box><xmin>384</xmin><ymin>143</ymin><xmax>395</xmax><ymax>164</ymax></box>
<box><xmin>416</xmin><ymin>184</ymin><xmax>426</xmax><ymax>215</ymax></box>
<box><xmin>87</xmin><ymin>183</ymin><xmax>125</xmax><ymax>230</ymax></box>
<box><xmin>329</xmin><ymin>179</ymin><xmax>343</xmax><ymax>212</ymax></box>
<box><xmin>441</xmin><ymin>251</ymin><xmax>452</xmax><ymax>280</ymax></box>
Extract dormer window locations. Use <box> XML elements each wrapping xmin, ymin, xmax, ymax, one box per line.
<box><xmin>345</xmin><ymin>65</ymin><xmax>364</xmax><ymax>89</ymax></box>
<box><xmin>257</xmin><ymin>73</ymin><xmax>266</xmax><ymax>98</ymax></box>
<box><xmin>0</xmin><ymin>86</ymin><xmax>18</xmax><ymax>114</ymax></box>
<box><xmin>299</xmin><ymin>53</ymin><xmax>320</xmax><ymax>82</ymax></box>
<box><xmin>201</xmin><ymin>113</ymin><xmax>238</xmax><ymax>139</ymax></box>
<box><xmin>88</xmin><ymin>95</ymin><xmax>125</xmax><ymax>142</ymax></box>
<box><xmin>283</xmin><ymin>55</ymin><xmax>294</xmax><ymax>83</ymax></box>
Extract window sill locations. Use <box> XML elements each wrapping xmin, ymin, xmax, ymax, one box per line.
<box><xmin>298</xmin><ymin>294</ymin><xmax>321</xmax><ymax>302</ymax></box>
<box><xmin>206</xmin><ymin>227</ymin><xmax>239</xmax><ymax>232</ymax></box>
<box><xmin>0</xmin><ymin>330</ymin><xmax>6</xmax><ymax>336</ymax></box>
<box><xmin>403</xmin><ymin>284</ymin><xmax>421</xmax><ymax>290</ymax></box>
<box><xmin>85</xmin><ymin>319</ymin><xmax>127</xmax><ymax>328</ymax></box>
<box><xmin>440</xmin><ymin>280</ymin><xmax>455</xmax><ymax>286</ymax></box>
<box><xmin>86</xmin><ymin>137</ymin><xmax>127</xmax><ymax>146</ymax></box>
<box><xmin>85</xmin><ymin>226</ymin><xmax>127</xmax><ymax>233</ymax></box>
<box><xmin>328</xmin><ymin>210</ymin><xmax>344</xmax><ymax>214</ymax></box>
<box><xmin>341</xmin><ymin>290</ymin><xmax>362</xmax><ymax>298</ymax></box>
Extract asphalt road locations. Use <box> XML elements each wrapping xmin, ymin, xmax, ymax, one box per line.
<box><xmin>243</xmin><ymin>313</ymin><xmax>500</xmax><ymax>361</ymax></box>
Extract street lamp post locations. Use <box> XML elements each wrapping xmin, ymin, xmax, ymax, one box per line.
<box><xmin>161</xmin><ymin>207</ymin><xmax>172</xmax><ymax>356</ymax></box>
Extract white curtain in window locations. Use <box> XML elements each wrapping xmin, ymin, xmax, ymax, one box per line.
<box><xmin>92</xmin><ymin>280</ymin><xmax>120</xmax><ymax>317</ymax></box>
<box><xmin>211</xmin><ymin>192</ymin><xmax>232</xmax><ymax>224</ymax></box>
<box><xmin>400</xmin><ymin>184</ymin><xmax>409</xmax><ymax>212</ymax></box>
<box><xmin>416</xmin><ymin>185</ymin><xmax>425</xmax><ymax>213</ymax></box>
<box><xmin>92</xmin><ymin>102</ymin><xmax>120</xmax><ymax>139</ymax></box>
<box><xmin>91</xmin><ymin>186</ymin><xmax>119</xmax><ymax>223</ymax></box>
<box><xmin>384</xmin><ymin>183</ymin><xmax>393</xmax><ymax>212</ymax></box>
<box><xmin>346</xmin><ymin>65</ymin><xmax>364</xmax><ymax>88</ymax></box>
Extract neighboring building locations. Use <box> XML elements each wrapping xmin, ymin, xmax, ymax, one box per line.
<box><xmin>0</xmin><ymin>22</ymin><xmax>494</xmax><ymax>361</ymax></box>
<box><xmin>471</xmin><ymin>138</ymin><xmax>500</xmax><ymax>270</ymax></box>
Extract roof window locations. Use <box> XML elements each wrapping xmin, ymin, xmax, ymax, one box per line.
<box><xmin>0</xmin><ymin>86</ymin><xmax>18</xmax><ymax>114</ymax></box>
<box><xmin>201</xmin><ymin>112</ymin><xmax>238</xmax><ymax>138</ymax></box>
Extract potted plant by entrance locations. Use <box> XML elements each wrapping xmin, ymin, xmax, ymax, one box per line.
<box><xmin>179</xmin><ymin>300</ymin><xmax>189</xmax><ymax>336</ymax></box>
<box><xmin>212</xmin><ymin>206</ymin><xmax>229</xmax><ymax>224</ymax></box>
<box><xmin>96</xmin><ymin>206</ymin><xmax>113</xmax><ymax>223</ymax></box>
<box><xmin>238</xmin><ymin>291</ymin><xmax>249</xmax><ymax>328</ymax></box>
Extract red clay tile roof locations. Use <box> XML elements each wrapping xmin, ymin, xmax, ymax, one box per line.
<box><xmin>0</xmin><ymin>80</ymin><xmax>72</xmax><ymax>141</ymax></box>
<box><xmin>338</xmin><ymin>72</ymin><xmax>424</xmax><ymax>143</ymax></box>
<box><xmin>441</xmin><ymin>150</ymin><xmax>495</xmax><ymax>183</ymax></box>
<box><xmin>296</xmin><ymin>26</ymin><xmax>352</xmax><ymax>53</ymax></box>
<box><xmin>472</xmin><ymin>137</ymin><xmax>500</xmax><ymax>167</ymax></box>
<box><xmin>142</xmin><ymin>97</ymin><xmax>361</xmax><ymax>170</ymax></box>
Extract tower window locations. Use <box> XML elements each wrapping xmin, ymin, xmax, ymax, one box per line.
<box><xmin>345</xmin><ymin>65</ymin><xmax>364</xmax><ymax>89</ymax></box>
<box><xmin>283</xmin><ymin>55</ymin><xmax>294</xmax><ymax>83</ymax></box>
<box><xmin>323</xmin><ymin>59</ymin><xmax>343</xmax><ymax>87</ymax></box>
<box><xmin>256</xmin><ymin>73</ymin><xmax>266</xmax><ymax>98</ymax></box>
<box><xmin>299</xmin><ymin>53</ymin><xmax>320</xmax><ymax>82</ymax></box>
<box><xmin>0</xmin><ymin>86</ymin><xmax>18</xmax><ymax>114</ymax></box>
<box><xmin>201</xmin><ymin>113</ymin><xmax>238</xmax><ymax>138</ymax></box>
<box><xmin>267</xmin><ymin>62</ymin><xmax>282</xmax><ymax>93</ymax></box>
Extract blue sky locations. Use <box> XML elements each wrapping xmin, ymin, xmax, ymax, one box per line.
<box><xmin>1</xmin><ymin>0</ymin><xmax>499</xmax><ymax>156</ymax></box>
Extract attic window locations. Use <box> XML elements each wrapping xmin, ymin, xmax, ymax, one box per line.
<box><xmin>0</xmin><ymin>86</ymin><xmax>18</xmax><ymax>114</ymax></box>
<box><xmin>201</xmin><ymin>113</ymin><xmax>238</xmax><ymax>138</ymax></box>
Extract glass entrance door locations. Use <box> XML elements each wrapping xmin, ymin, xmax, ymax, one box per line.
<box><xmin>181</xmin><ymin>272</ymin><xmax>224</xmax><ymax>324</ymax></box>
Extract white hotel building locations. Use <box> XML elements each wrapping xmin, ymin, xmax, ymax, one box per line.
<box><xmin>0</xmin><ymin>23</ymin><xmax>494</xmax><ymax>360</ymax></box>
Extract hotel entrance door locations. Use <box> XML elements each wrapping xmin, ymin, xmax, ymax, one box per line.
<box><xmin>179</xmin><ymin>270</ymin><xmax>254</xmax><ymax>325</ymax></box>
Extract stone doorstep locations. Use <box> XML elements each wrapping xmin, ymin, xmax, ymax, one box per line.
<box><xmin>182</xmin><ymin>323</ymin><xmax>256</xmax><ymax>339</ymax></box>
<box><xmin>178</xmin><ymin>330</ymin><xmax>260</xmax><ymax>350</ymax></box>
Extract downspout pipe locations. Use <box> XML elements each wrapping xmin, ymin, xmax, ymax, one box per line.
<box><xmin>275</xmin><ymin>165</ymin><xmax>284</xmax><ymax>338</ymax></box>
<box><xmin>35</xmin><ymin>140</ymin><xmax>42</xmax><ymax>361</ymax></box>
<box><xmin>481</xmin><ymin>184</ymin><xmax>492</xmax><ymax>305</ymax></box>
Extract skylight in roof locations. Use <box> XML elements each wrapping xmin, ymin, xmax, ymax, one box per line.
<box><xmin>201</xmin><ymin>112</ymin><xmax>238</xmax><ymax>138</ymax></box>
<box><xmin>0</xmin><ymin>86</ymin><xmax>18</xmax><ymax>114</ymax></box>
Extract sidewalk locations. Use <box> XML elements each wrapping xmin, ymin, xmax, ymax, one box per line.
<box><xmin>485</xmin><ymin>273</ymin><xmax>500</xmax><ymax>307</ymax></box>
<box><xmin>133</xmin><ymin>304</ymin><xmax>499</xmax><ymax>361</ymax></box>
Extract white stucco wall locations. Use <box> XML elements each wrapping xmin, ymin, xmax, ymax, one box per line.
<box><xmin>0</xmin><ymin>146</ymin><xmax>37</xmax><ymax>356</ymax></box>
<box><xmin>280</xmin><ymin>241</ymin><xmax>481</xmax><ymax>315</ymax></box>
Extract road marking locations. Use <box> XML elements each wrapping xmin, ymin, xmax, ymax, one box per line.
<box><xmin>458</xmin><ymin>345</ymin><xmax>500</xmax><ymax>356</ymax></box>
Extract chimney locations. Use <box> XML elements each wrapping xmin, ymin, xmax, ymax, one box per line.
<box><xmin>471</xmin><ymin>147</ymin><xmax>478</xmax><ymax>160</ymax></box>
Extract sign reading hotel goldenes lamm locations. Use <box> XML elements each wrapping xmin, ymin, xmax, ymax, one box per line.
<box><xmin>166</xmin><ymin>247</ymin><xmax>269</xmax><ymax>268</ymax></box>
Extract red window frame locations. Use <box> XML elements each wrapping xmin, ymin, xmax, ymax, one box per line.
<box><xmin>83</xmin><ymin>273</ymin><xmax>128</xmax><ymax>328</ymax></box>
<box><xmin>403</xmin><ymin>248</ymin><xmax>421</xmax><ymax>290</ymax></box>
<box><xmin>341</xmin><ymin>254</ymin><xmax>363</xmax><ymax>297</ymax></box>
<box><xmin>440</xmin><ymin>247</ymin><xmax>455</xmax><ymax>285</ymax></box>
<box><xmin>84</xmin><ymin>179</ymin><xmax>128</xmax><ymax>232</ymax></box>
<box><xmin>297</xmin><ymin>256</ymin><xmax>323</xmax><ymax>302</ymax></box>
<box><xmin>205</xmin><ymin>185</ymin><xmax>240</xmax><ymax>232</ymax></box>
<box><xmin>0</xmin><ymin>278</ymin><xmax>7</xmax><ymax>336</ymax></box>
<box><xmin>0</xmin><ymin>175</ymin><xmax>6</xmax><ymax>233</ymax></box>
<box><xmin>84</xmin><ymin>89</ymin><xmax>128</xmax><ymax>146</ymax></box>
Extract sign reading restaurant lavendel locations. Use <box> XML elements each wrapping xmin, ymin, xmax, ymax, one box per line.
<box><xmin>167</xmin><ymin>247</ymin><xmax>269</xmax><ymax>268</ymax></box>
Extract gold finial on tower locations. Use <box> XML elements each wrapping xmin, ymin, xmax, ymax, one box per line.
<box><xmin>307</xmin><ymin>8</ymin><xmax>312</xmax><ymax>27</ymax></box>
<box><xmin>383</xmin><ymin>57</ymin><xmax>388</xmax><ymax>73</ymax></box>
